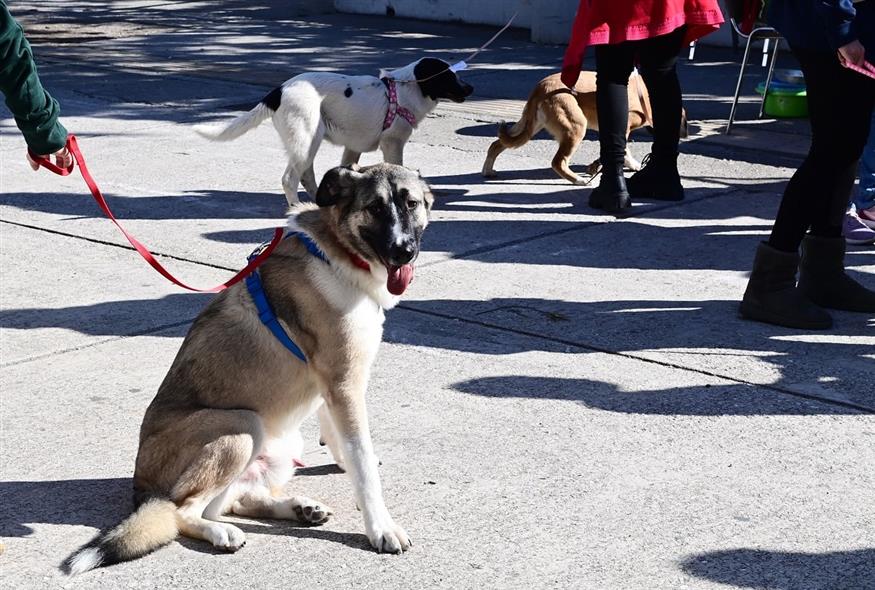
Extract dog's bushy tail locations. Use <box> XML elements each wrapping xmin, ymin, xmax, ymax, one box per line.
<box><xmin>193</xmin><ymin>98</ymin><xmax>274</xmax><ymax>141</ymax></box>
<box><xmin>63</xmin><ymin>496</ymin><xmax>178</xmax><ymax>575</ymax></box>
<box><xmin>497</xmin><ymin>96</ymin><xmax>541</xmax><ymax>149</ymax></box>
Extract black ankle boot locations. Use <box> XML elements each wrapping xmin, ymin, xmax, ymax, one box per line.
<box><xmin>798</xmin><ymin>235</ymin><xmax>875</xmax><ymax>312</ymax></box>
<box><xmin>627</xmin><ymin>153</ymin><xmax>684</xmax><ymax>201</ymax></box>
<box><xmin>740</xmin><ymin>242</ymin><xmax>832</xmax><ymax>329</ymax></box>
<box><xmin>588</xmin><ymin>167</ymin><xmax>630</xmax><ymax>214</ymax></box>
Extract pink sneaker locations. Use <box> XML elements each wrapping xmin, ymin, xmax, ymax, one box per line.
<box><xmin>844</xmin><ymin>211</ymin><xmax>875</xmax><ymax>245</ymax></box>
<box><xmin>858</xmin><ymin>206</ymin><xmax>875</xmax><ymax>229</ymax></box>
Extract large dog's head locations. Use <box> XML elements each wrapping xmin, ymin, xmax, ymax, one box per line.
<box><xmin>316</xmin><ymin>163</ymin><xmax>434</xmax><ymax>296</ymax></box>
<box><xmin>414</xmin><ymin>57</ymin><xmax>473</xmax><ymax>103</ymax></box>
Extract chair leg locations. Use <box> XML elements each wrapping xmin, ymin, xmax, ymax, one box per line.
<box><xmin>727</xmin><ymin>32</ymin><xmax>757</xmax><ymax>134</ymax></box>
<box><xmin>759</xmin><ymin>39</ymin><xmax>780</xmax><ymax>119</ymax></box>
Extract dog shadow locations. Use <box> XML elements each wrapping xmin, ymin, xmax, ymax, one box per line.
<box><xmin>454</xmin><ymin>122</ymin><xmax>558</xmax><ymax>140</ymax></box>
<box><xmin>294</xmin><ymin>464</ymin><xmax>344</xmax><ymax>477</ymax></box>
<box><xmin>0</xmin><ymin>477</ymin><xmax>133</xmax><ymax>538</ymax></box>
<box><xmin>680</xmin><ymin>547</ymin><xmax>875</xmax><ymax>589</ymax></box>
<box><xmin>430</xmin><ymin>167</ymin><xmax>591</xmax><ymax>187</ymax></box>
<box><xmin>230</xmin><ymin>521</ymin><xmax>374</xmax><ymax>553</ymax></box>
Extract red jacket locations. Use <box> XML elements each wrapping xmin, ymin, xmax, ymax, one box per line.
<box><xmin>561</xmin><ymin>0</ymin><xmax>725</xmax><ymax>87</ymax></box>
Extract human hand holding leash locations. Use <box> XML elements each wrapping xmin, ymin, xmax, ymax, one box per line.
<box><xmin>836</xmin><ymin>40</ymin><xmax>875</xmax><ymax>81</ymax></box>
<box><xmin>838</xmin><ymin>39</ymin><xmax>866</xmax><ymax>67</ymax></box>
<box><xmin>27</xmin><ymin>145</ymin><xmax>73</xmax><ymax>171</ymax></box>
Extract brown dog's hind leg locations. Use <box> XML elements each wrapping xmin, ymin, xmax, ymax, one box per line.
<box><xmin>551</xmin><ymin>131</ymin><xmax>586</xmax><ymax>185</ymax></box>
<box><xmin>160</xmin><ymin>409</ymin><xmax>264</xmax><ymax>552</ymax></box>
<box><xmin>482</xmin><ymin>139</ymin><xmax>507</xmax><ymax>178</ymax></box>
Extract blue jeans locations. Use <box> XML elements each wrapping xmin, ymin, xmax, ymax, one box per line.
<box><xmin>855</xmin><ymin>113</ymin><xmax>875</xmax><ymax>211</ymax></box>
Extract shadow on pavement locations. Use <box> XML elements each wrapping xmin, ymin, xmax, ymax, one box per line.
<box><xmin>392</xmin><ymin>298</ymin><xmax>874</xmax><ymax>411</ymax></box>
<box><xmin>232</xmin><ymin>521</ymin><xmax>374</xmax><ymax>552</ymax></box>
<box><xmin>12</xmin><ymin>6</ymin><xmax>556</xmax><ymax>121</ymax></box>
<box><xmin>451</xmin><ymin>375</ymin><xmax>861</xmax><ymax>416</ymax></box>
<box><xmin>0</xmin><ymin>477</ymin><xmax>132</xmax><ymax>537</ymax></box>
<box><xmin>679</xmin><ymin>547</ymin><xmax>875</xmax><ymax>589</ymax></box>
<box><xmin>0</xmin><ymin>293</ymin><xmax>209</xmax><ymax>338</ymax></box>
<box><xmin>0</xmin><ymin>190</ymin><xmax>287</xmax><ymax>221</ymax></box>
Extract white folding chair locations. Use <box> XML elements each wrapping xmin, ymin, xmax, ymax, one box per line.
<box><xmin>725</xmin><ymin>1</ymin><xmax>784</xmax><ymax>134</ymax></box>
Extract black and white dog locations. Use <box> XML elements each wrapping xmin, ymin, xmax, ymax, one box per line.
<box><xmin>194</xmin><ymin>57</ymin><xmax>473</xmax><ymax>205</ymax></box>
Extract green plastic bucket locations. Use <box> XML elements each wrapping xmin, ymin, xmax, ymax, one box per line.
<box><xmin>755</xmin><ymin>80</ymin><xmax>808</xmax><ymax>118</ymax></box>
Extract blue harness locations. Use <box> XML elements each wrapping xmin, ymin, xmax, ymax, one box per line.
<box><xmin>245</xmin><ymin>231</ymin><xmax>328</xmax><ymax>363</ymax></box>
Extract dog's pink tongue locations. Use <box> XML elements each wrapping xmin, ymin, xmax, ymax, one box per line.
<box><xmin>387</xmin><ymin>264</ymin><xmax>414</xmax><ymax>295</ymax></box>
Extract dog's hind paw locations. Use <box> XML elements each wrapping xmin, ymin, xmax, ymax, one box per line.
<box><xmin>293</xmin><ymin>497</ymin><xmax>333</xmax><ymax>525</ymax></box>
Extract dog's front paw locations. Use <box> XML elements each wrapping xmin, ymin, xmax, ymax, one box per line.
<box><xmin>482</xmin><ymin>168</ymin><xmax>498</xmax><ymax>178</ymax></box>
<box><xmin>367</xmin><ymin>520</ymin><xmax>411</xmax><ymax>554</ymax></box>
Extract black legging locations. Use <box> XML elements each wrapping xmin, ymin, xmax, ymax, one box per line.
<box><xmin>768</xmin><ymin>48</ymin><xmax>875</xmax><ymax>252</ymax></box>
<box><xmin>594</xmin><ymin>27</ymin><xmax>686</xmax><ymax>169</ymax></box>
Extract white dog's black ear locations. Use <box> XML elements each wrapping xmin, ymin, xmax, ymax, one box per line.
<box><xmin>316</xmin><ymin>165</ymin><xmax>363</xmax><ymax>207</ymax></box>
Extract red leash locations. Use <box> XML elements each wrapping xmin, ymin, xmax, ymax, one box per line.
<box><xmin>843</xmin><ymin>59</ymin><xmax>875</xmax><ymax>80</ymax></box>
<box><xmin>27</xmin><ymin>135</ymin><xmax>284</xmax><ymax>293</ymax></box>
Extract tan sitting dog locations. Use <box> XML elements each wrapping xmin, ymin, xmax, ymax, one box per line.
<box><xmin>482</xmin><ymin>71</ymin><xmax>688</xmax><ymax>185</ymax></box>
<box><xmin>65</xmin><ymin>163</ymin><xmax>434</xmax><ymax>574</ymax></box>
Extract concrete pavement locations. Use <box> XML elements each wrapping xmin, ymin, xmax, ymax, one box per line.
<box><xmin>1</xmin><ymin>3</ymin><xmax>873</xmax><ymax>589</ymax></box>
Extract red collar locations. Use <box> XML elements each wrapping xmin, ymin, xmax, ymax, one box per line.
<box><xmin>346</xmin><ymin>249</ymin><xmax>371</xmax><ymax>272</ymax></box>
<box><xmin>327</xmin><ymin>231</ymin><xmax>371</xmax><ymax>272</ymax></box>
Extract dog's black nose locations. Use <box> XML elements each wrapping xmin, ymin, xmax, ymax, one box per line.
<box><xmin>388</xmin><ymin>239</ymin><xmax>416</xmax><ymax>265</ymax></box>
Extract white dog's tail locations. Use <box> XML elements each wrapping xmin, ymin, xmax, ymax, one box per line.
<box><xmin>63</xmin><ymin>496</ymin><xmax>178</xmax><ymax>575</ymax></box>
<box><xmin>193</xmin><ymin>87</ymin><xmax>281</xmax><ymax>141</ymax></box>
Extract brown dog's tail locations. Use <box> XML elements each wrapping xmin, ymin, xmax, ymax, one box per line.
<box><xmin>63</xmin><ymin>496</ymin><xmax>178</xmax><ymax>575</ymax></box>
<box><xmin>496</xmin><ymin>94</ymin><xmax>542</xmax><ymax>149</ymax></box>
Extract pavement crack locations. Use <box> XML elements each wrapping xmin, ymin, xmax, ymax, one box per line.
<box><xmin>0</xmin><ymin>219</ymin><xmax>238</xmax><ymax>273</ymax></box>
<box><xmin>1</xmin><ymin>318</ymin><xmax>196</xmax><ymax>368</ymax></box>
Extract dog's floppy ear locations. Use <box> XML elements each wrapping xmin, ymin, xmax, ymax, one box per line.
<box><xmin>316</xmin><ymin>164</ymin><xmax>363</xmax><ymax>207</ymax></box>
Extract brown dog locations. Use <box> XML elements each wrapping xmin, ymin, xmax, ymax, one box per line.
<box><xmin>481</xmin><ymin>72</ymin><xmax>688</xmax><ymax>185</ymax></box>
<box><xmin>65</xmin><ymin>163</ymin><xmax>434</xmax><ymax>574</ymax></box>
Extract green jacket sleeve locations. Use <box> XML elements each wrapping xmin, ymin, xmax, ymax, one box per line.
<box><xmin>0</xmin><ymin>3</ymin><xmax>67</xmax><ymax>154</ymax></box>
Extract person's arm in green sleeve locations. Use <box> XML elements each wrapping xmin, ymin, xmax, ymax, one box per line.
<box><xmin>0</xmin><ymin>3</ymin><xmax>72</xmax><ymax>169</ymax></box>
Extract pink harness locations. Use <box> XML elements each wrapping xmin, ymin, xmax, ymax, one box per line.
<box><xmin>382</xmin><ymin>78</ymin><xmax>417</xmax><ymax>130</ymax></box>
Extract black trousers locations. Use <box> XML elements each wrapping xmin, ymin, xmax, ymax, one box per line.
<box><xmin>594</xmin><ymin>27</ymin><xmax>686</xmax><ymax>169</ymax></box>
<box><xmin>768</xmin><ymin>48</ymin><xmax>875</xmax><ymax>252</ymax></box>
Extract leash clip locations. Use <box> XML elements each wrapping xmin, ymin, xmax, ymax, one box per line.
<box><xmin>248</xmin><ymin>238</ymin><xmax>280</xmax><ymax>263</ymax></box>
